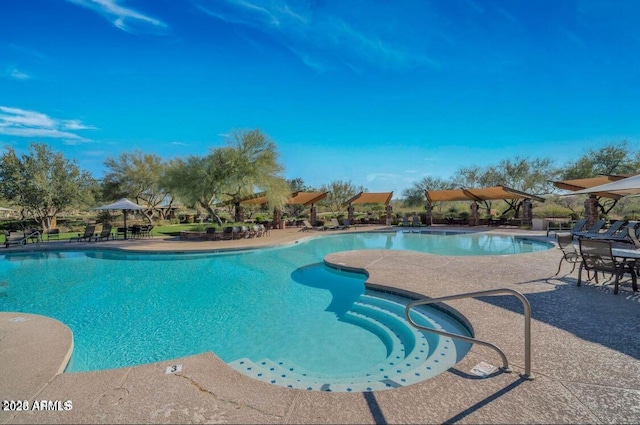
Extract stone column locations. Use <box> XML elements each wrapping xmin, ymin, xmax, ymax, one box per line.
<box><xmin>347</xmin><ymin>204</ymin><xmax>354</xmax><ymax>224</ymax></box>
<box><xmin>470</xmin><ymin>202</ymin><xmax>479</xmax><ymax>226</ymax></box>
<box><xmin>234</xmin><ymin>202</ymin><xmax>244</xmax><ymax>222</ymax></box>
<box><xmin>425</xmin><ymin>202</ymin><xmax>432</xmax><ymax>226</ymax></box>
<box><xmin>310</xmin><ymin>205</ymin><xmax>317</xmax><ymax>226</ymax></box>
<box><xmin>522</xmin><ymin>199</ymin><xmax>533</xmax><ymax>227</ymax></box>
<box><xmin>385</xmin><ymin>204</ymin><xmax>392</xmax><ymax>226</ymax></box>
<box><xmin>584</xmin><ymin>196</ymin><xmax>599</xmax><ymax>228</ymax></box>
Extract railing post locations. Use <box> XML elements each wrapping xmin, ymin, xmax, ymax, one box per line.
<box><xmin>405</xmin><ymin>288</ymin><xmax>535</xmax><ymax>380</ymax></box>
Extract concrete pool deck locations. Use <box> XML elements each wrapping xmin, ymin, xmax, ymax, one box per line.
<box><xmin>1</xmin><ymin>225</ymin><xmax>639</xmax><ymax>424</ymax></box>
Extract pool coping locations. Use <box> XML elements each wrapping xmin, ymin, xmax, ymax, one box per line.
<box><xmin>1</xmin><ymin>225</ymin><xmax>640</xmax><ymax>424</ymax></box>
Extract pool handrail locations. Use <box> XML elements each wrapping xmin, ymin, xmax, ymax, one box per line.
<box><xmin>404</xmin><ymin>288</ymin><xmax>534</xmax><ymax>380</ymax></box>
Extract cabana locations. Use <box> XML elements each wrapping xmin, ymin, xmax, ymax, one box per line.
<box><xmin>344</xmin><ymin>192</ymin><xmax>393</xmax><ymax>226</ymax></box>
<box><xmin>230</xmin><ymin>191</ymin><xmax>328</xmax><ymax>228</ymax></box>
<box><xmin>425</xmin><ymin>186</ymin><xmax>545</xmax><ymax>226</ymax></box>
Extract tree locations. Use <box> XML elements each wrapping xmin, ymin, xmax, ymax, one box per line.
<box><xmin>451</xmin><ymin>157</ymin><xmax>558</xmax><ymax>217</ymax></box>
<box><xmin>561</xmin><ymin>141</ymin><xmax>640</xmax><ymax>215</ymax></box>
<box><xmin>163</xmin><ymin>129</ymin><xmax>289</xmax><ymax>225</ymax></box>
<box><xmin>0</xmin><ymin>143</ymin><xmax>95</xmax><ymax>230</ymax></box>
<box><xmin>285</xmin><ymin>177</ymin><xmax>315</xmax><ymax>218</ymax></box>
<box><xmin>320</xmin><ymin>180</ymin><xmax>364</xmax><ymax>218</ymax></box>
<box><xmin>102</xmin><ymin>151</ymin><xmax>168</xmax><ymax>223</ymax></box>
<box><xmin>402</xmin><ymin>176</ymin><xmax>453</xmax><ymax>208</ymax></box>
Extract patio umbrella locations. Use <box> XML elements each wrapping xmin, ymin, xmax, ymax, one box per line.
<box><xmin>570</xmin><ymin>174</ymin><xmax>640</xmax><ymax>196</ymax></box>
<box><xmin>92</xmin><ymin>198</ymin><xmax>145</xmax><ymax>240</ymax></box>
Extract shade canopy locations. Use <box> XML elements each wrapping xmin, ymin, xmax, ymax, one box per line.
<box><xmin>92</xmin><ymin>198</ymin><xmax>145</xmax><ymax>240</ymax></box>
<box><xmin>345</xmin><ymin>191</ymin><xmax>393</xmax><ymax>206</ymax></box>
<box><xmin>233</xmin><ymin>191</ymin><xmax>328</xmax><ymax>206</ymax></box>
<box><xmin>551</xmin><ymin>175</ymin><xmax>628</xmax><ymax>199</ymax></box>
<box><xmin>570</xmin><ymin>174</ymin><xmax>640</xmax><ymax>196</ymax></box>
<box><xmin>92</xmin><ymin>198</ymin><xmax>146</xmax><ymax>211</ymax></box>
<box><xmin>426</xmin><ymin>186</ymin><xmax>545</xmax><ymax>203</ymax></box>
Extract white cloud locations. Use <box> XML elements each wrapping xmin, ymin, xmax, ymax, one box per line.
<box><xmin>366</xmin><ymin>173</ymin><xmax>398</xmax><ymax>183</ymax></box>
<box><xmin>10</xmin><ymin>68</ymin><xmax>30</xmax><ymax>80</ymax></box>
<box><xmin>196</xmin><ymin>0</ymin><xmax>437</xmax><ymax>72</ymax></box>
<box><xmin>67</xmin><ymin>0</ymin><xmax>167</xmax><ymax>34</ymax></box>
<box><xmin>0</xmin><ymin>106</ymin><xmax>95</xmax><ymax>143</ymax></box>
<box><xmin>171</xmin><ymin>141</ymin><xmax>188</xmax><ymax>146</ymax></box>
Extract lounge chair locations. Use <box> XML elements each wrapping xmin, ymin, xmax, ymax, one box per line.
<box><xmin>572</xmin><ymin>219</ymin><xmax>606</xmax><ymax>239</ymax></box>
<box><xmin>583</xmin><ymin>220</ymin><xmax>627</xmax><ymax>240</ymax></box>
<box><xmin>329</xmin><ymin>218</ymin><xmax>344</xmax><ymax>230</ymax></box>
<box><xmin>567</xmin><ymin>218</ymin><xmax>587</xmax><ymax>236</ymax></box>
<box><xmin>220</xmin><ymin>226</ymin><xmax>234</xmax><ymax>240</ymax></box>
<box><xmin>412</xmin><ymin>215</ymin><xmax>422</xmax><ymax>227</ymax></box>
<box><xmin>578</xmin><ymin>238</ymin><xmax>637</xmax><ymax>295</ymax></box>
<box><xmin>555</xmin><ymin>233</ymin><xmax>581</xmax><ymax>275</ymax></box>
<box><xmin>45</xmin><ymin>228</ymin><xmax>60</xmax><ymax>241</ymax></box>
<box><xmin>402</xmin><ymin>215</ymin><xmax>410</xmax><ymax>227</ymax></box>
<box><xmin>69</xmin><ymin>225</ymin><xmax>96</xmax><ymax>242</ymax></box>
<box><xmin>93</xmin><ymin>224</ymin><xmax>113</xmax><ymax>242</ymax></box>
<box><xmin>4</xmin><ymin>231</ymin><xmax>27</xmax><ymax>248</ymax></box>
<box><xmin>301</xmin><ymin>220</ymin><xmax>323</xmax><ymax>231</ymax></box>
<box><xmin>342</xmin><ymin>219</ymin><xmax>352</xmax><ymax>229</ymax></box>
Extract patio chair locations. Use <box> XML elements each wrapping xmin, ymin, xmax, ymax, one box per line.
<box><xmin>140</xmin><ymin>224</ymin><xmax>154</xmax><ymax>238</ymax></box>
<box><xmin>572</xmin><ymin>219</ymin><xmax>606</xmax><ymax>239</ymax></box>
<box><xmin>115</xmin><ymin>227</ymin><xmax>127</xmax><ymax>239</ymax></box>
<box><xmin>628</xmin><ymin>226</ymin><xmax>640</xmax><ymax>249</ymax></box>
<box><xmin>578</xmin><ymin>238</ymin><xmax>638</xmax><ymax>295</ymax></box>
<box><xmin>329</xmin><ymin>218</ymin><xmax>344</xmax><ymax>230</ymax></box>
<box><xmin>412</xmin><ymin>215</ymin><xmax>422</xmax><ymax>227</ymax></box>
<box><xmin>555</xmin><ymin>233</ymin><xmax>582</xmax><ymax>275</ymax></box>
<box><xmin>69</xmin><ymin>225</ymin><xmax>96</xmax><ymax>242</ymax></box>
<box><xmin>92</xmin><ymin>224</ymin><xmax>113</xmax><ymax>242</ymax></box>
<box><xmin>342</xmin><ymin>219</ymin><xmax>352</xmax><ymax>229</ymax></box>
<box><xmin>402</xmin><ymin>215</ymin><xmax>410</xmax><ymax>227</ymax></box>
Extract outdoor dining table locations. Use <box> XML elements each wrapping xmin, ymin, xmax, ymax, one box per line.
<box><xmin>612</xmin><ymin>247</ymin><xmax>640</xmax><ymax>260</ymax></box>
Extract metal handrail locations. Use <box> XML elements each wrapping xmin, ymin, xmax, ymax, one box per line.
<box><xmin>404</xmin><ymin>288</ymin><xmax>534</xmax><ymax>380</ymax></box>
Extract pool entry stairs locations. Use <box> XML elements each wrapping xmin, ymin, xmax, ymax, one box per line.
<box><xmin>228</xmin><ymin>291</ymin><xmax>461</xmax><ymax>392</ymax></box>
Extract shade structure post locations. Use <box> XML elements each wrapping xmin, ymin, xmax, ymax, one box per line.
<box><xmin>425</xmin><ymin>202</ymin><xmax>433</xmax><ymax>226</ymax></box>
<box><xmin>310</xmin><ymin>205</ymin><xmax>317</xmax><ymax>226</ymax></box>
<box><xmin>522</xmin><ymin>199</ymin><xmax>533</xmax><ymax>227</ymax></box>
<box><xmin>123</xmin><ymin>210</ymin><xmax>128</xmax><ymax>240</ymax></box>
<box><xmin>385</xmin><ymin>204</ymin><xmax>393</xmax><ymax>226</ymax></box>
<box><xmin>347</xmin><ymin>204</ymin><xmax>354</xmax><ymax>224</ymax></box>
<box><xmin>470</xmin><ymin>201</ymin><xmax>479</xmax><ymax>226</ymax></box>
<box><xmin>584</xmin><ymin>196</ymin><xmax>599</xmax><ymax>228</ymax></box>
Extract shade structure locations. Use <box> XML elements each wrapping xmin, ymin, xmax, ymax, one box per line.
<box><xmin>344</xmin><ymin>192</ymin><xmax>393</xmax><ymax>206</ymax></box>
<box><xmin>551</xmin><ymin>175</ymin><xmax>629</xmax><ymax>199</ymax></box>
<box><xmin>426</xmin><ymin>186</ymin><xmax>544</xmax><ymax>203</ymax></box>
<box><xmin>569</xmin><ymin>174</ymin><xmax>640</xmax><ymax>196</ymax></box>
<box><xmin>234</xmin><ymin>191</ymin><xmax>328</xmax><ymax>206</ymax></box>
<box><xmin>92</xmin><ymin>198</ymin><xmax>145</xmax><ymax>240</ymax></box>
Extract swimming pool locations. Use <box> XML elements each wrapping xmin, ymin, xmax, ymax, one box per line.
<box><xmin>0</xmin><ymin>231</ymin><xmax>549</xmax><ymax>391</ymax></box>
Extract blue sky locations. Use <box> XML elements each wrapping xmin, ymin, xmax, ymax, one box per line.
<box><xmin>1</xmin><ymin>0</ymin><xmax>639</xmax><ymax>198</ymax></box>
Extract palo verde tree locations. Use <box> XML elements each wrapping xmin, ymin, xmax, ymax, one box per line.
<box><xmin>402</xmin><ymin>176</ymin><xmax>454</xmax><ymax>212</ymax></box>
<box><xmin>101</xmin><ymin>151</ymin><xmax>168</xmax><ymax>223</ymax></box>
<box><xmin>163</xmin><ymin>129</ymin><xmax>290</xmax><ymax>226</ymax></box>
<box><xmin>0</xmin><ymin>143</ymin><xmax>95</xmax><ymax>230</ymax></box>
<box><xmin>320</xmin><ymin>180</ymin><xmax>365</xmax><ymax>218</ymax></box>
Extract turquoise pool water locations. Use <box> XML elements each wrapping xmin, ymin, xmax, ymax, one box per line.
<box><xmin>0</xmin><ymin>231</ymin><xmax>548</xmax><ymax>389</ymax></box>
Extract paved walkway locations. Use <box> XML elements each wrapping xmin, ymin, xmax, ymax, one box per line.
<box><xmin>1</xmin><ymin>226</ymin><xmax>639</xmax><ymax>424</ymax></box>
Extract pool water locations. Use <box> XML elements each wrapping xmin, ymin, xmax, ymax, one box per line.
<box><xmin>0</xmin><ymin>231</ymin><xmax>548</xmax><ymax>390</ymax></box>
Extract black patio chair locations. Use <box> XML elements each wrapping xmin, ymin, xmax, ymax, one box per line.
<box><xmin>578</xmin><ymin>238</ymin><xmax>638</xmax><ymax>295</ymax></box>
<box><xmin>555</xmin><ymin>233</ymin><xmax>582</xmax><ymax>276</ymax></box>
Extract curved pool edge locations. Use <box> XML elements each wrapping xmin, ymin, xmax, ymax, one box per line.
<box><xmin>0</xmin><ymin>312</ymin><xmax>74</xmax><ymax>401</ymax></box>
<box><xmin>324</xmin><ymin>249</ymin><xmax>476</xmax><ymax>340</ymax></box>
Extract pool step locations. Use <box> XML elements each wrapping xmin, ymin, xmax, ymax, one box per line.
<box><xmin>227</xmin><ymin>291</ymin><xmax>462</xmax><ymax>392</ymax></box>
